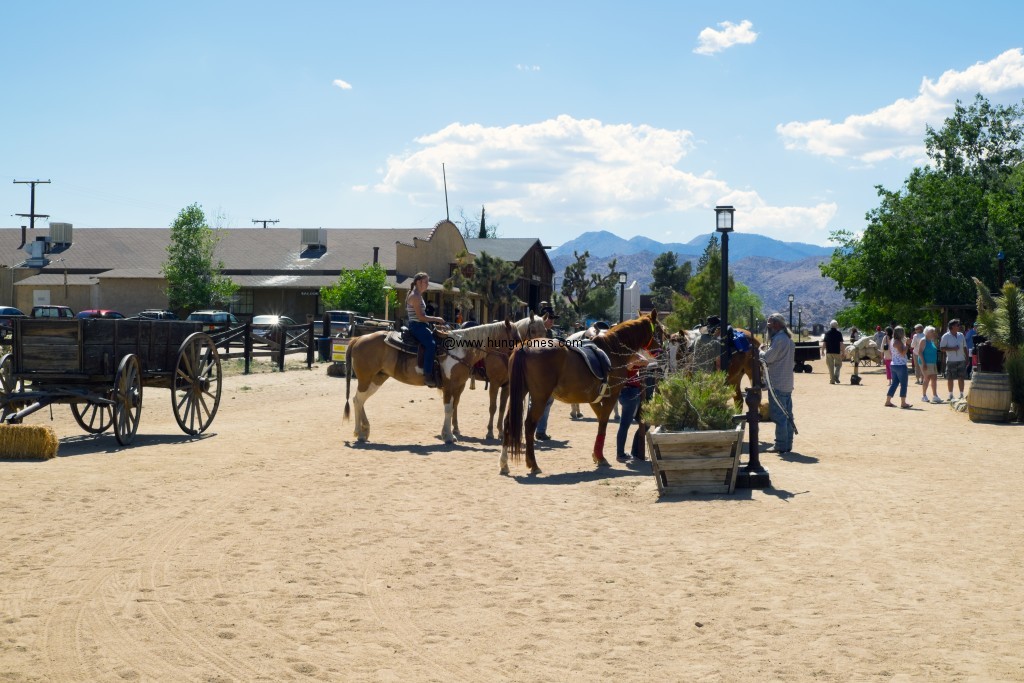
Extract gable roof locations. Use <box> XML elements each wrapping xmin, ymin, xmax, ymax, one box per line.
<box><xmin>464</xmin><ymin>238</ymin><xmax>548</xmax><ymax>263</ymax></box>
<box><xmin>0</xmin><ymin>227</ymin><xmax>433</xmax><ymax>274</ymax></box>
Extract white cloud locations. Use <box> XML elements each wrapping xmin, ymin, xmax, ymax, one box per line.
<box><xmin>367</xmin><ymin>115</ymin><xmax>832</xmax><ymax>241</ymax></box>
<box><xmin>332</xmin><ymin>79</ymin><xmax>353</xmax><ymax>90</ymax></box>
<box><xmin>516</xmin><ymin>64</ymin><xmax>541</xmax><ymax>72</ymax></box>
<box><xmin>777</xmin><ymin>48</ymin><xmax>1024</xmax><ymax>163</ymax></box>
<box><xmin>693</xmin><ymin>20</ymin><xmax>757</xmax><ymax>56</ymax></box>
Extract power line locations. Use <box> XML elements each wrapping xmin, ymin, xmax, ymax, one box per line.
<box><xmin>251</xmin><ymin>219</ymin><xmax>279</xmax><ymax>229</ymax></box>
<box><xmin>13</xmin><ymin>179</ymin><xmax>51</xmax><ymax>230</ymax></box>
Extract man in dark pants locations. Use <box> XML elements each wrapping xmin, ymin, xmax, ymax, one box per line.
<box><xmin>823</xmin><ymin>319</ymin><xmax>845</xmax><ymax>384</ymax></box>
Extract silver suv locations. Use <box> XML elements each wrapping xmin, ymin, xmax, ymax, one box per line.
<box><xmin>186</xmin><ymin>310</ymin><xmax>239</xmax><ymax>332</ymax></box>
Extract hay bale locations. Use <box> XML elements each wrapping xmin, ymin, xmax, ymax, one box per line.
<box><xmin>0</xmin><ymin>424</ymin><xmax>59</xmax><ymax>460</ymax></box>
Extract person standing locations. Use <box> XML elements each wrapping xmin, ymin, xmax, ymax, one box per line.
<box><xmin>940</xmin><ymin>319</ymin><xmax>968</xmax><ymax>401</ymax></box>
<box><xmin>822</xmin><ymin>320</ymin><xmax>844</xmax><ymax>384</ymax></box>
<box><xmin>531</xmin><ymin>311</ymin><xmax>557</xmax><ymax>440</ymax></box>
<box><xmin>884</xmin><ymin>326</ymin><xmax>913</xmax><ymax>408</ymax></box>
<box><xmin>916</xmin><ymin>325</ymin><xmax>941</xmax><ymax>403</ymax></box>
<box><xmin>406</xmin><ymin>272</ymin><xmax>445</xmax><ymax>388</ymax></box>
<box><xmin>965</xmin><ymin>321</ymin><xmax>977</xmax><ymax>379</ymax></box>
<box><xmin>882</xmin><ymin>326</ymin><xmax>893</xmax><ymax>381</ymax></box>
<box><xmin>910</xmin><ymin>324</ymin><xmax>925</xmax><ymax>385</ymax></box>
<box><xmin>615</xmin><ymin>353</ymin><xmax>647</xmax><ymax>463</ymax></box>
<box><xmin>760</xmin><ymin>313</ymin><xmax>795</xmax><ymax>454</ymax></box>
<box><xmin>873</xmin><ymin>325</ymin><xmax>885</xmax><ymax>353</ymax></box>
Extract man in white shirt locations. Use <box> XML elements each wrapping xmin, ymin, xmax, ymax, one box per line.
<box><xmin>939</xmin><ymin>319</ymin><xmax>968</xmax><ymax>400</ymax></box>
<box><xmin>910</xmin><ymin>323</ymin><xmax>925</xmax><ymax>384</ymax></box>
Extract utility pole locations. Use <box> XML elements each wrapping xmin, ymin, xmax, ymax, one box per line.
<box><xmin>13</xmin><ymin>179</ymin><xmax>51</xmax><ymax>231</ymax></box>
<box><xmin>251</xmin><ymin>219</ymin><xmax>279</xmax><ymax>229</ymax></box>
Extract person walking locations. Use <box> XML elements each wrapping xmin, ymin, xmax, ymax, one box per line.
<box><xmin>916</xmin><ymin>325</ymin><xmax>941</xmax><ymax>403</ymax></box>
<box><xmin>760</xmin><ymin>313</ymin><xmax>795</xmax><ymax>454</ymax></box>
<box><xmin>884</xmin><ymin>326</ymin><xmax>913</xmax><ymax>409</ymax></box>
<box><xmin>882</xmin><ymin>326</ymin><xmax>893</xmax><ymax>381</ymax></box>
<box><xmin>965</xmin><ymin>321</ymin><xmax>977</xmax><ymax>379</ymax></box>
<box><xmin>822</xmin><ymin>320</ymin><xmax>844</xmax><ymax>384</ymax></box>
<box><xmin>940</xmin><ymin>319</ymin><xmax>968</xmax><ymax>401</ymax></box>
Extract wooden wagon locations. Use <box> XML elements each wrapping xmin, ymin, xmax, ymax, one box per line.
<box><xmin>0</xmin><ymin>318</ymin><xmax>222</xmax><ymax>446</ymax></box>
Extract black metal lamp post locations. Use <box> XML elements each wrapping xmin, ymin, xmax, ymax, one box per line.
<box><xmin>798</xmin><ymin>307</ymin><xmax>803</xmax><ymax>342</ymax></box>
<box><xmin>618</xmin><ymin>273</ymin><xmax>627</xmax><ymax>323</ymax></box>
<box><xmin>788</xmin><ymin>294</ymin><xmax>794</xmax><ymax>331</ymax></box>
<box><xmin>715</xmin><ymin>206</ymin><xmax>734</xmax><ymax>371</ymax></box>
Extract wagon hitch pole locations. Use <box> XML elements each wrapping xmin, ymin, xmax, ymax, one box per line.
<box><xmin>736</xmin><ymin>356</ymin><xmax>770</xmax><ymax>489</ymax></box>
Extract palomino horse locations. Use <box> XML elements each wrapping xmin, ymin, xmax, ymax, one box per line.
<box><xmin>344</xmin><ymin>319</ymin><xmax>521</xmax><ymax>444</ymax></box>
<box><xmin>471</xmin><ymin>314</ymin><xmax>550</xmax><ymax>440</ymax></box>
<box><xmin>500</xmin><ymin>311</ymin><xmax>664</xmax><ymax>475</ymax></box>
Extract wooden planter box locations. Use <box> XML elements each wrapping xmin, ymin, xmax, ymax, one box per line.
<box><xmin>646</xmin><ymin>424</ymin><xmax>745</xmax><ymax>495</ymax></box>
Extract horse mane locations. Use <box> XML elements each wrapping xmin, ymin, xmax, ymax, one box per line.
<box><xmin>447</xmin><ymin>320</ymin><xmax>512</xmax><ymax>344</ymax></box>
<box><xmin>599</xmin><ymin>314</ymin><xmax>658</xmax><ymax>356</ymax></box>
<box><xmin>513</xmin><ymin>316</ymin><xmax>547</xmax><ymax>341</ymax></box>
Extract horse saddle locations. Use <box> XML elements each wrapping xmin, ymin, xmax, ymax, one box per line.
<box><xmin>384</xmin><ymin>327</ymin><xmax>448</xmax><ymax>359</ymax></box>
<box><xmin>567</xmin><ymin>341</ymin><xmax>611</xmax><ymax>382</ymax></box>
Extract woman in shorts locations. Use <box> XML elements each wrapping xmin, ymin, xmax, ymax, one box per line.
<box><xmin>916</xmin><ymin>325</ymin><xmax>941</xmax><ymax>403</ymax></box>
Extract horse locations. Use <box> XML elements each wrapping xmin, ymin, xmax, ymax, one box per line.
<box><xmin>343</xmin><ymin>319</ymin><xmax>521</xmax><ymax>444</ymax></box>
<box><xmin>500</xmin><ymin>310</ymin><xmax>665</xmax><ymax>475</ymax></box>
<box><xmin>455</xmin><ymin>314</ymin><xmax>549</xmax><ymax>440</ymax></box>
<box><xmin>723</xmin><ymin>328</ymin><xmax>762</xmax><ymax>405</ymax></box>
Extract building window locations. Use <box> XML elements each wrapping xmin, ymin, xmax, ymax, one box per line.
<box><xmin>233</xmin><ymin>289</ymin><xmax>254</xmax><ymax>316</ymax></box>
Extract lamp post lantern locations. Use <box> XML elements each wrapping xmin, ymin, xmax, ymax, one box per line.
<box><xmin>715</xmin><ymin>205</ymin><xmax>734</xmax><ymax>372</ymax></box>
<box><xmin>788</xmin><ymin>294</ymin><xmax>795</xmax><ymax>331</ymax></box>
<box><xmin>618</xmin><ymin>273</ymin><xmax>627</xmax><ymax>323</ymax></box>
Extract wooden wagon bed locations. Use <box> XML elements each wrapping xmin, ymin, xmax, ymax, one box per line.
<box><xmin>1</xmin><ymin>319</ymin><xmax>223</xmax><ymax>446</ymax></box>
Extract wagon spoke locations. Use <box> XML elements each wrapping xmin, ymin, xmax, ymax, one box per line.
<box><xmin>172</xmin><ymin>333</ymin><xmax>222</xmax><ymax>436</ymax></box>
<box><xmin>113</xmin><ymin>354</ymin><xmax>142</xmax><ymax>446</ymax></box>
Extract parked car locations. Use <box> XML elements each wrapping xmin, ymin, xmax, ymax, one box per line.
<box><xmin>76</xmin><ymin>309</ymin><xmax>125</xmax><ymax>319</ymax></box>
<box><xmin>134</xmin><ymin>309</ymin><xmax>179</xmax><ymax>320</ymax></box>
<box><xmin>31</xmin><ymin>305</ymin><xmax>75</xmax><ymax>319</ymax></box>
<box><xmin>0</xmin><ymin>306</ymin><xmax>27</xmax><ymax>340</ymax></box>
<box><xmin>252</xmin><ymin>314</ymin><xmax>306</xmax><ymax>347</ymax></box>
<box><xmin>324</xmin><ymin>310</ymin><xmax>358</xmax><ymax>337</ymax></box>
<box><xmin>185</xmin><ymin>310</ymin><xmax>239</xmax><ymax>332</ymax></box>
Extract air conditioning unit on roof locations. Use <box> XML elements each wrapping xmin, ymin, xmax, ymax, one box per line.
<box><xmin>300</xmin><ymin>228</ymin><xmax>326</xmax><ymax>250</ymax></box>
<box><xmin>49</xmin><ymin>222</ymin><xmax>73</xmax><ymax>245</ymax></box>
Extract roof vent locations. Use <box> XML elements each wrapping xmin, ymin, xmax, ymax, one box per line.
<box><xmin>24</xmin><ymin>236</ymin><xmax>50</xmax><ymax>267</ymax></box>
<box><xmin>49</xmin><ymin>222</ymin><xmax>73</xmax><ymax>245</ymax></box>
<box><xmin>300</xmin><ymin>228</ymin><xmax>326</xmax><ymax>251</ymax></box>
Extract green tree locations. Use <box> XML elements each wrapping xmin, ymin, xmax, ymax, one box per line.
<box><xmin>651</xmin><ymin>251</ymin><xmax>692</xmax><ymax>293</ymax></box>
<box><xmin>470</xmin><ymin>251</ymin><xmax>522</xmax><ymax>321</ymax></box>
<box><xmin>162</xmin><ymin>203</ymin><xmax>238</xmax><ymax>314</ymax></box>
<box><xmin>820</xmin><ymin>94</ymin><xmax>1024</xmax><ymax>321</ymax></box>
<box><xmin>443</xmin><ymin>249</ymin><xmax>476</xmax><ymax>316</ymax></box>
<box><xmin>320</xmin><ymin>263</ymin><xmax>395</xmax><ymax>316</ymax></box>
<box><xmin>455</xmin><ymin>205</ymin><xmax>499</xmax><ymax>239</ymax></box>
<box><xmin>665</xmin><ymin>235</ymin><xmax>762</xmax><ymax>331</ymax></box>
<box><xmin>559</xmin><ymin>250</ymin><xmax>622</xmax><ymax>319</ymax></box>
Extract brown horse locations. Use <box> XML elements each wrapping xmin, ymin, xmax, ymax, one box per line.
<box><xmin>724</xmin><ymin>328</ymin><xmax>762</xmax><ymax>405</ymax></box>
<box><xmin>500</xmin><ymin>311</ymin><xmax>664</xmax><ymax>475</ymax></box>
<box><xmin>343</xmin><ymin>319</ymin><xmax>520</xmax><ymax>443</ymax></box>
<box><xmin>473</xmin><ymin>314</ymin><xmax>550</xmax><ymax>440</ymax></box>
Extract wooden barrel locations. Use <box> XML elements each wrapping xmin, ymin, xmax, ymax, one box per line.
<box><xmin>967</xmin><ymin>371</ymin><xmax>1011</xmax><ymax>423</ymax></box>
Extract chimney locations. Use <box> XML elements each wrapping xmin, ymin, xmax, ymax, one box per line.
<box><xmin>19</xmin><ymin>226</ymin><xmax>26</xmax><ymax>249</ymax></box>
<box><xmin>373</xmin><ymin>246</ymin><xmax>379</xmax><ymax>264</ymax></box>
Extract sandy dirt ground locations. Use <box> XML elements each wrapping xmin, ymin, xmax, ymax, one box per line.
<box><xmin>1</xmin><ymin>356</ymin><xmax>1023</xmax><ymax>682</ymax></box>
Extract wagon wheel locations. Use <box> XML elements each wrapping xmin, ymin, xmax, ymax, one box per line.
<box><xmin>173</xmin><ymin>333</ymin><xmax>222</xmax><ymax>436</ymax></box>
<box><xmin>113</xmin><ymin>354</ymin><xmax>143</xmax><ymax>446</ymax></box>
<box><xmin>71</xmin><ymin>401</ymin><xmax>113</xmax><ymax>434</ymax></box>
<box><xmin>0</xmin><ymin>353</ymin><xmax>24</xmax><ymax>423</ymax></box>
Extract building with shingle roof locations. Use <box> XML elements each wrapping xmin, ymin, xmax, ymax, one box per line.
<box><xmin>0</xmin><ymin>221</ymin><xmax>554</xmax><ymax>322</ymax></box>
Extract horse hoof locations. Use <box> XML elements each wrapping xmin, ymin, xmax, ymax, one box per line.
<box><xmin>595</xmin><ymin>459</ymin><xmax>611</xmax><ymax>468</ymax></box>
<box><xmin>499</xmin><ymin>466</ymin><xmax>510</xmax><ymax>476</ymax></box>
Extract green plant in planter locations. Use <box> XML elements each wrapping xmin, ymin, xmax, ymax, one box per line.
<box><xmin>973</xmin><ymin>277</ymin><xmax>1024</xmax><ymax>420</ymax></box>
<box><xmin>643</xmin><ymin>370</ymin><xmax>736</xmax><ymax>431</ymax></box>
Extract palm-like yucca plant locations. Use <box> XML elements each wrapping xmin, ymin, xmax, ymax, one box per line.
<box><xmin>973</xmin><ymin>277</ymin><xmax>1024</xmax><ymax>420</ymax></box>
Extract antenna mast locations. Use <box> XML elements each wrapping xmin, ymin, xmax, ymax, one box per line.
<box><xmin>442</xmin><ymin>164</ymin><xmax>449</xmax><ymax>220</ymax></box>
<box><xmin>13</xmin><ymin>179</ymin><xmax>51</xmax><ymax>230</ymax></box>
<box><xmin>251</xmin><ymin>219</ymin><xmax>279</xmax><ymax>229</ymax></box>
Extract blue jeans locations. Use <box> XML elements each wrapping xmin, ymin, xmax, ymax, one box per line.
<box><xmin>408</xmin><ymin>321</ymin><xmax>435</xmax><ymax>376</ymax></box>
<box><xmin>887</xmin><ymin>364</ymin><xmax>908</xmax><ymax>398</ymax></box>
<box><xmin>616</xmin><ymin>385</ymin><xmax>642</xmax><ymax>457</ymax></box>
<box><xmin>530</xmin><ymin>396</ymin><xmax>554</xmax><ymax>434</ymax></box>
<box><xmin>768</xmin><ymin>390</ymin><xmax>794</xmax><ymax>452</ymax></box>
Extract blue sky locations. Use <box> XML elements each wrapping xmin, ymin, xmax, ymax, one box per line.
<box><xmin>3</xmin><ymin>1</ymin><xmax>1024</xmax><ymax>247</ymax></box>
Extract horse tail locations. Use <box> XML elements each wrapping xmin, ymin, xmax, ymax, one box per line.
<box><xmin>502</xmin><ymin>348</ymin><xmax>527</xmax><ymax>462</ymax></box>
<box><xmin>343</xmin><ymin>339</ymin><xmax>353</xmax><ymax>423</ymax></box>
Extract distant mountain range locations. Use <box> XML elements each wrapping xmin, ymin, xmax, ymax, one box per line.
<box><xmin>547</xmin><ymin>230</ymin><xmax>847</xmax><ymax>327</ymax></box>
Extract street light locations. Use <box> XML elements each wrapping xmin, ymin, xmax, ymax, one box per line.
<box><xmin>788</xmin><ymin>294</ymin><xmax>795</xmax><ymax>330</ymax></box>
<box><xmin>618</xmin><ymin>273</ymin><xmax>627</xmax><ymax>323</ymax></box>
<box><xmin>715</xmin><ymin>205</ymin><xmax>734</xmax><ymax>372</ymax></box>
<box><xmin>798</xmin><ymin>307</ymin><xmax>803</xmax><ymax>341</ymax></box>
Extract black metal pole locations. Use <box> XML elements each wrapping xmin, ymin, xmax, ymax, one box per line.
<box><xmin>789</xmin><ymin>299</ymin><xmax>793</xmax><ymax>331</ymax></box>
<box><xmin>798</xmin><ymin>310</ymin><xmax>802</xmax><ymax>341</ymax></box>
<box><xmin>720</xmin><ymin>230</ymin><xmax>729</xmax><ymax>371</ymax></box>
<box><xmin>619</xmin><ymin>280</ymin><xmax>625</xmax><ymax>324</ymax></box>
